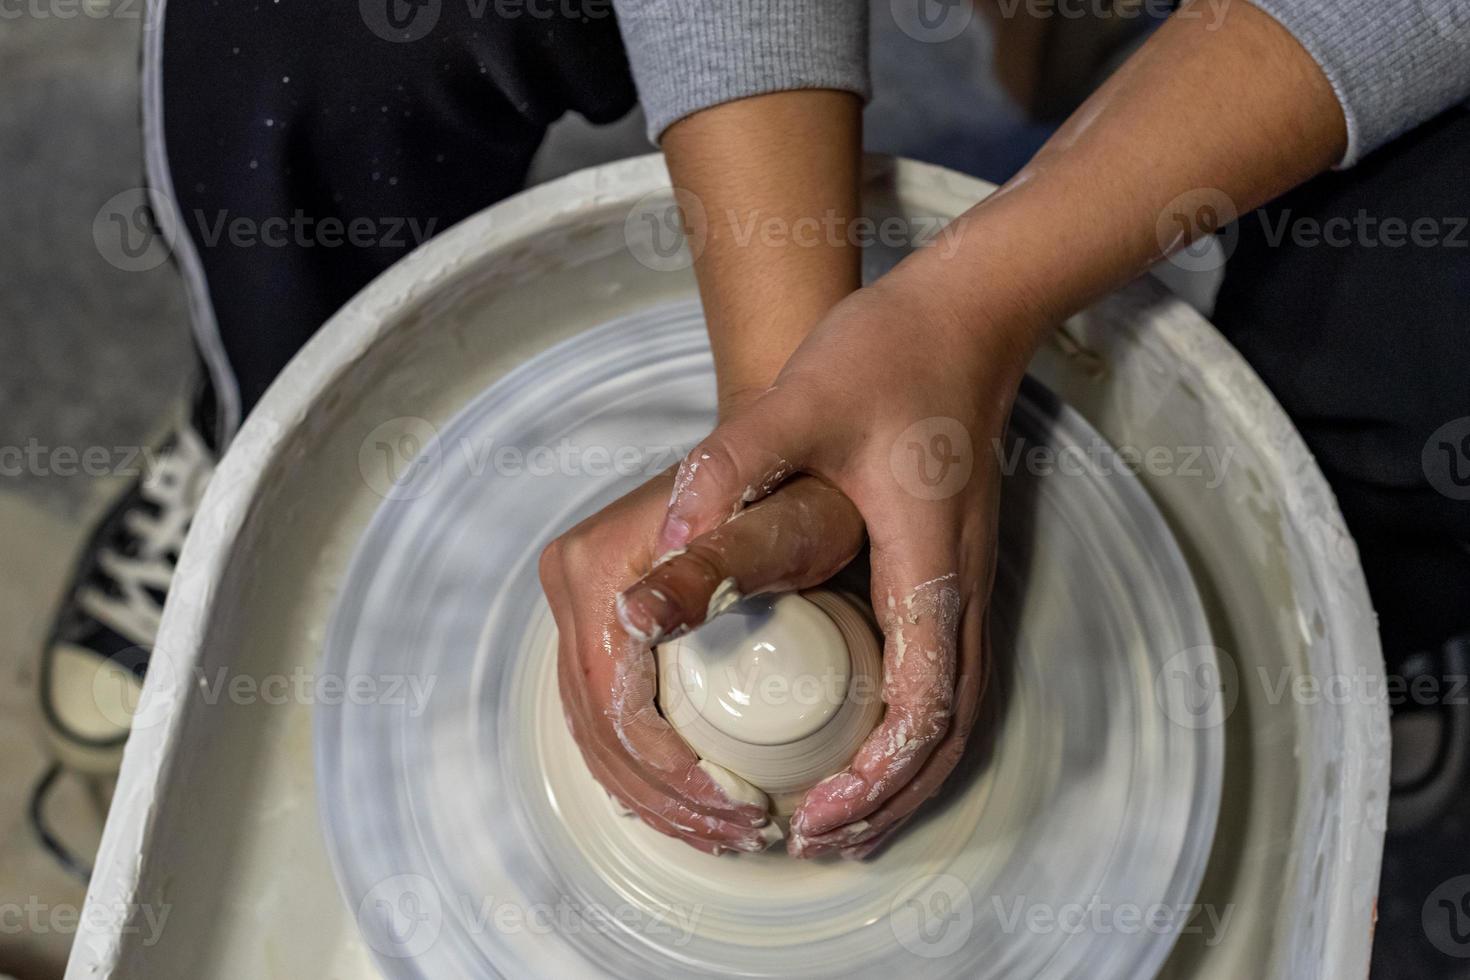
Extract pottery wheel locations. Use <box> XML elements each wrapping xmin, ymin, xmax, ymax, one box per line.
<box><xmin>316</xmin><ymin>300</ymin><xmax>1222</xmax><ymax>978</ymax></box>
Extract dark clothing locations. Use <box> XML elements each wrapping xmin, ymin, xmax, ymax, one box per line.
<box><xmin>1212</xmin><ymin>105</ymin><xmax>1470</xmax><ymax>661</ymax></box>
<box><xmin>158</xmin><ymin>0</ymin><xmax>636</xmax><ymax>411</ymax></box>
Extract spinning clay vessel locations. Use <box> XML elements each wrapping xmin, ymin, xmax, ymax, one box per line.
<box><xmin>657</xmin><ymin>589</ymin><xmax>886</xmax><ymax>815</ymax></box>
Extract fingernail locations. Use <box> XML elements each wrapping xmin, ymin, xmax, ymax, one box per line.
<box><xmin>656</xmin><ymin>515</ymin><xmax>692</xmax><ymax>556</ymax></box>
<box><xmin>615</xmin><ymin>587</ymin><xmax>671</xmax><ymax>645</ymax></box>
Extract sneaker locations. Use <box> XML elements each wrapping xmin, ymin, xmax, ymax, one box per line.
<box><xmin>38</xmin><ymin>418</ymin><xmax>214</xmax><ymax>776</ymax></box>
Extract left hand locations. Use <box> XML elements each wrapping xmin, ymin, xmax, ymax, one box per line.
<box><xmin>618</xmin><ymin>270</ymin><xmax>1044</xmax><ymax>857</ymax></box>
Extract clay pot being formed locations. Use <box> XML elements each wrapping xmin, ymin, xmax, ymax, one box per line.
<box><xmin>657</xmin><ymin>589</ymin><xmax>885</xmax><ymax>815</ymax></box>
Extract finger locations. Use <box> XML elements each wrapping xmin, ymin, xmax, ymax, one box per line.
<box><xmin>789</xmin><ymin>520</ymin><xmax>968</xmax><ymax>842</ymax></box>
<box><xmin>543</xmin><ymin>548</ymin><xmax>776</xmax><ymax>830</ymax></box>
<box><xmin>838</xmin><ymin>813</ymin><xmax>912</xmax><ymax>860</ymax></box>
<box><xmin>616</xmin><ymin>475</ymin><xmax>864</xmax><ymax>644</ymax></box>
<box><xmin>655</xmin><ymin>391</ymin><xmax>816</xmax><ymax>556</ymax></box>
<box><xmin>791</xmin><ymin>607</ymin><xmax>988</xmax><ymax>858</ymax></box>
<box><xmin>582</xmin><ymin>739</ymin><xmax>777</xmax><ymax>851</ymax></box>
<box><xmin>601</xmin><ymin>634</ymin><xmax>775</xmax><ymax>815</ymax></box>
<box><xmin>561</xmin><ymin>666</ymin><xmax>753</xmax><ymax>848</ymax></box>
<box><xmin>555</xmin><ymin>622</ymin><xmax>781</xmax><ymax>851</ymax></box>
<box><xmin>555</xmin><ymin>618</ymin><xmax>771</xmax><ymax>826</ymax></box>
<box><xmin>791</xmin><ymin>811</ymin><xmax>916</xmax><ymax>861</ymax></box>
<box><xmin>590</xmin><ymin>751</ymin><xmax>777</xmax><ymax>852</ymax></box>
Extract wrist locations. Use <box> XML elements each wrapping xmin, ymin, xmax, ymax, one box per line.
<box><xmin>874</xmin><ymin>240</ymin><xmax>1052</xmax><ymax>387</ymax></box>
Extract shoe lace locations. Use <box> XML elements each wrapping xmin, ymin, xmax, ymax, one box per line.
<box><xmin>77</xmin><ymin>426</ymin><xmax>214</xmax><ymax>647</ymax></box>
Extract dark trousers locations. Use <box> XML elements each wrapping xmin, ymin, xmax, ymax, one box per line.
<box><xmin>1212</xmin><ymin>106</ymin><xmax>1470</xmax><ymax>662</ymax></box>
<box><xmin>153</xmin><ymin>0</ymin><xmax>637</xmax><ymax>426</ymax></box>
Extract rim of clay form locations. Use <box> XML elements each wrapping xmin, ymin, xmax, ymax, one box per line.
<box><xmin>657</xmin><ymin>589</ymin><xmax>888</xmax><ymax>810</ymax></box>
<box><xmin>67</xmin><ymin>155</ymin><xmax>1387</xmax><ymax>980</ymax></box>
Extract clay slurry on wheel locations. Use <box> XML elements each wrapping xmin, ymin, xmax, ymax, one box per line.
<box><xmin>317</xmin><ymin>300</ymin><xmax>1221</xmax><ymax>979</ymax></box>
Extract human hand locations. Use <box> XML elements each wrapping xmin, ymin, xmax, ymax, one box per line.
<box><xmin>620</xmin><ymin>272</ymin><xmax>1043</xmax><ymax>858</ymax></box>
<box><xmin>540</xmin><ymin>467</ymin><xmax>864</xmax><ymax>855</ymax></box>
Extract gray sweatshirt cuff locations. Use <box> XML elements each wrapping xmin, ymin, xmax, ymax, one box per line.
<box><xmin>613</xmin><ymin>0</ymin><xmax>870</xmax><ymax>143</ymax></box>
<box><xmin>1248</xmin><ymin>0</ymin><xmax>1470</xmax><ymax>166</ymax></box>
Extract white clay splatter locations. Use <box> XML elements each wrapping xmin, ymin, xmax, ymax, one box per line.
<box><xmin>705</xmin><ymin>577</ymin><xmax>743</xmax><ymax>621</ymax></box>
<box><xmin>697</xmin><ymin>760</ymin><xmax>782</xmax><ymax>849</ymax></box>
<box><xmin>615</xmin><ymin>591</ymin><xmax>659</xmax><ymax>644</ymax></box>
<box><xmin>653</xmin><ymin>546</ymin><xmax>687</xmax><ymax>568</ymax></box>
<box><xmin>735</xmin><ymin>459</ymin><xmax>794</xmax><ymax>515</ymax></box>
<box><xmin>668</xmin><ymin>454</ymin><xmax>701</xmax><ymax>508</ymax></box>
<box><xmin>796</xmin><ymin>572</ymin><xmax>963</xmax><ymax>837</ymax></box>
<box><xmin>697</xmin><ymin>760</ymin><xmax>770</xmax><ymax>810</ymax></box>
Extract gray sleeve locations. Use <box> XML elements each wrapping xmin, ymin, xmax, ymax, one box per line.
<box><xmin>1247</xmin><ymin>0</ymin><xmax>1470</xmax><ymax>166</ymax></box>
<box><xmin>612</xmin><ymin>0</ymin><xmax>869</xmax><ymax>143</ymax></box>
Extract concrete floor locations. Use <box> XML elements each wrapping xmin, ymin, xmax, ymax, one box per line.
<box><xmin>0</xmin><ymin>4</ymin><xmax>1035</xmax><ymax>976</ymax></box>
<box><xmin>1</xmin><ymin>10</ymin><xmax>192</xmax><ymax>978</ymax></box>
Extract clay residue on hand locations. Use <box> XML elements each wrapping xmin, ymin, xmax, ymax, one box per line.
<box><xmin>696</xmin><ymin>759</ymin><xmax>770</xmax><ymax>810</ymax></box>
<box><xmin>881</xmin><ymin>572</ymin><xmax>960</xmax><ymax>689</ymax></box>
<box><xmin>696</xmin><ymin>761</ymin><xmax>781</xmax><ymax>850</ymax></box>
<box><xmin>733</xmin><ymin>458</ymin><xmax>794</xmax><ymax>518</ymax></box>
<box><xmin>615</xmin><ymin>590</ymin><xmax>661</xmax><ymax>645</ymax></box>
<box><xmin>668</xmin><ymin>452</ymin><xmax>706</xmax><ymax>508</ymax></box>
<box><xmin>788</xmin><ymin>572</ymin><xmax>962</xmax><ymax>851</ymax></box>
<box><xmin>606</xmin><ymin>645</ymin><xmax>666</xmax><ymax>768</ymax></box>
<box><xmin>704</xmin><ymin>577</ymin><xmax>743</xmax><ymax>620</ymax></box>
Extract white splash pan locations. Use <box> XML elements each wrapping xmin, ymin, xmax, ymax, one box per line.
<box><xmin>68</xmin><ymin>155</ymin><xmax>1387</xmax><ymax>978</ymax></box>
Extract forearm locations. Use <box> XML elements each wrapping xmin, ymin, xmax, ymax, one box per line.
<box><xmin>894</xmin><ymin>0</ymin><xmax>1346</xmax><ymax>354</ymax></box>
<box><xmin>662</xmin><ymin>90</ymin><xmax>863</xmax><ymax>416</ymax></box>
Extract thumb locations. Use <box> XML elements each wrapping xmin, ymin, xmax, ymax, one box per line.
<box><xmin>789</xmin><ymin>508</ymin><xmax>969</xmax><ymax>845</ymax></box>
<box><xmin>618</xmin><ymin>475</ymin><xmax>864</xmax><ymax>644</ymax></box>
<box><xmin>655</xmin><ymin>392</ymin><xmax>815</xmax><ymax>557</ymax></box>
